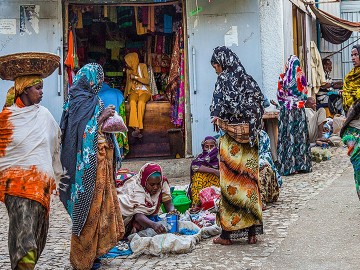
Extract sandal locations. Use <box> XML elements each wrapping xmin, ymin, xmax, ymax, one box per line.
<box><xmin>213</xmin><ymin>237</ymin><xmax>232</xmax><ymax>245</ymax></box>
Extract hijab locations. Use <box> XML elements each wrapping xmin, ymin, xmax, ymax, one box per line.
<box><xmin>190</xmin><ymin>136</ymin><xmax>219</xmax><ymax>178</ymax></box>
<box><xmin>59</xmin><ymin>63</ymin><xmax>106</xmax><ymax>236</ymax></box>
<box><xmin>4</xmin><ymin>75</ymin><xmax>43</xmax><ymax>107</ymax></box>
<box><xmin>117</xmin><ymin>163</ymin><xmax>171</xmax><ymax>225</ymax></box>
<box><xmin>209</xmin><ymin>46</ymin><xmax>265</xmax><ymax>146</ymax></box>
<box><xmin>277</xmin><ymin>55</ymin><xmax>308</xmax><ymax>110</ymax></box>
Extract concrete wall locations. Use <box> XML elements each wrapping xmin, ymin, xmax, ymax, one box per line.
<box><xmin>0</xmin><ymin>0</ymin><xmax>64</xmax><ymax>122</ymax></box>
<box><xmin>259</xmin><ymin>0</ymin><xmax>284</xmax><ymax>102</ymax></box>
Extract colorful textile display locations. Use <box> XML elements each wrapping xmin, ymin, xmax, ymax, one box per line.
<box><xmin>166</xmin><ymin>28</ymin><xmax>185</xmax><ymax>126</ymax></box>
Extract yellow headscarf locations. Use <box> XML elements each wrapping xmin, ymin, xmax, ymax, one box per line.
<box><xmin>5</xmin><ymin>75</ymin><xmax>43</xmax><ymax>107</ymax></box>
<box><xmin>343</xmin><ymin>67</ymin><xmax>360</xmax><ymax>112</ymax></box>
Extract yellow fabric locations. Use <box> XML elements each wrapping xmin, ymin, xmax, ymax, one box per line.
<box><xmin>5</xmin><ymin>76</ymin><xmax>43</xmax><ymax>107</ymax></box>
<box><xmin>124</xmin><ymin>53</ymin><xmax>150</xmax><ymax>98</ymax></box>
<box><xmin>128</xmin><ymin>90</ymin><xmax>151</xmax><ymax>129</ymax></box>
<box><xmin>310</xmin><ymin>41</ymin><xmax>326</xmax><ymax>95</ymax></box>
<box><xmin>343</xmin><ymin>67</ymin><xmax>360</xmax><ymax>111</ymax></box>
<box><xmin>190</xmin><ymin>172</ymin><xmax>220</xmax><ymax>206</ymax></box>
<box><xmin>18</xmin><ymin>250</ymin><xmax>36</xmax><ymax>264</ymax></box>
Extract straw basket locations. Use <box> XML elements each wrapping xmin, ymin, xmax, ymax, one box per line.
<box><xmin>216</xmin><ymin>118</ymin><xmax>250</xmax><ymax>143</ymax></box>
<box><xmin>0</xmin><ymin>52</ymin><xmax>60</xmax><ymax>81</ymax></box>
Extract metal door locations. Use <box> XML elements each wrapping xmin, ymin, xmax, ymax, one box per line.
<box><xmin>341</xmin><ymin>1</ymin><xmax>360</xmax><ymax>78</ymax></box>
<box><xmin>186</xmin><ymin>0</ymin><xmax>262</xmax><ymax>154</ymax></box>
<box><xmin>0</xmin><ymin>0</ymin><xmax>63</xmax><ymax>122</ymax></box>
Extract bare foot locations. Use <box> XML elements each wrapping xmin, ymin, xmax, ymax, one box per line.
<box><xmin>248</xmin><ymin>235</ymin><xmax>257</xmax><ymax>244</ymax></box>
<box><xmin>213</xmin><ymin>237</ymin><xmax>232</xmax><ymax>245</ymax></box>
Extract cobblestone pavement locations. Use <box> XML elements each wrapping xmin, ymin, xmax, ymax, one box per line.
<box><xmin>0</xmin><ymin>147</ymin><xmax>352</xmax><ymax>270</ymax></box>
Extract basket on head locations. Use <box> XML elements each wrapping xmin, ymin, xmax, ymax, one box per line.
<box><xmin>0</xmin><ymin>52</ymin><xmax>60</xmax><ymax>81</ymax></box>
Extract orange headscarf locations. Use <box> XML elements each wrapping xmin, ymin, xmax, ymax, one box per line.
<box><xmin>4</xmin><ymin>75</ymin><xmax>43</xmax><ymax>107</ymax></box>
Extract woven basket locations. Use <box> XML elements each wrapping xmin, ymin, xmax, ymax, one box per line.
<box><xmin>216</xmin><ymin>118</ymin><xmax>250</xmax><ymax>143</ymax></box>
<box><xmin>0</xmin><ymin>52</ymin><xmax>60</xmax><ymax>81</ymax></box>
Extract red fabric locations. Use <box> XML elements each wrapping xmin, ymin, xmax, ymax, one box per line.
<box><xmin>139</xmin><ymin>163</ymin><xmax>162</xmax><ymax>187</ymax></box>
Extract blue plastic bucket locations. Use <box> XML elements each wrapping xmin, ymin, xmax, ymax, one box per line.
<box><xmin>166</xmin><ymin>214</ymin><xmax>178</xmax><ymax>233</ymax></box>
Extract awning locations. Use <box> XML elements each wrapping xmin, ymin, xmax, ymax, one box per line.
<box><xmin>306</xmin><ymin>3</ymin><xmax>360</xmax><ymax>44</ymax></box>
<box><xmin>308</xmin><ymin>3</ymin><xmax>360</xmax><ymax>32</ymax></box>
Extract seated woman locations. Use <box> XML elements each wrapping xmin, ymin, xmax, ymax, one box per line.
<box><xmin>124</xmin><ymin>52</ymin><xmax>151</xmax><ymax>139</ymax></box>
<box><xmin>117</xmin><ymin>163</ymin><xmax>177</xmax><ymax>235</ymax></box>
<box><xmin>259</xmin><ymin>130</ymin><xmax>283</xmax><ymax>210</ymax></box>
<box><xmin>188</xmin><ymin>136</ymin><xmax>220</xmax><ymax>209</ymax></box>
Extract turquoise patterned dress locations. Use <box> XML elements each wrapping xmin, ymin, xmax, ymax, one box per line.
<box><xmin>342</xmin><ymin>126</ymin><xmax>360</xmax><ymax>200</ymax></box>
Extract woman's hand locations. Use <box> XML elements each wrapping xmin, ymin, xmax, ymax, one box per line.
<box><xmin>130</xmin><ymin>74</ymin><xmax>137</xmax><ymax>80</ymax></box>
<box><xmin>151</xmin><ymin>222</ymin><xmax>167</xmax><ymax>234</ymax></box>
<box><xmin>99</xmin><ymin>105</ymin><xmax>115</xmax><ymax>125</ymax></box>
<box><xmin>167</xmin><ymin>209</ymin><xmax>180</xmax><ymax>215</ymax></box>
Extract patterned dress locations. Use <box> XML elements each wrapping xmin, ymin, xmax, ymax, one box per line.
<box><xmin>210</xmin><ymin>46</ymin><xmax>264</xmax><ymax>239</ymax></box>
<box><xmin>276</xmin><ymin>55</ymin><xmax>312</xmax><ymax>176</ymax></box>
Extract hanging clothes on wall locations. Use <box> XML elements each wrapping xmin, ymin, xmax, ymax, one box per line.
<box><xmin>166</xmin><ymin>27</ymin><xmax>185</xmax><ymax>127</ymax></box>
<box><xmin>64</xmin><ymin>28</ymin><xmax>79</xmax><ymax>86</ymax></box>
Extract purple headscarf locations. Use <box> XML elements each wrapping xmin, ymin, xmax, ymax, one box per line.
<box><xmin>190</xmin><ymin>136</ymin><xmax>219</xmax><ymax>178</ymax></box>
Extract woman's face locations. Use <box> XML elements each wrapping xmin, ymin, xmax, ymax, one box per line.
<box><xmin>351</xmin><ymin>48</ymin><xmax>360</xmax><ymax>67</ymax></box>
<box><xmin>203</xmin><ymin>140</ymin><xmax>216</xmax><ymax>152</ymax></box>
<box><xmin>24</xmin><ymin>82</ymin><xmax>43</xmax><ymax>104</ymax></box>
<box><xmin>212</xmin><ymin>63</ymin><xmax>223</xmax><ymax>75</ymax></box>
<box><xmin>145</xmin><ymin>175</ymin><xmax>162</xmax><ymax>195</ymax></box>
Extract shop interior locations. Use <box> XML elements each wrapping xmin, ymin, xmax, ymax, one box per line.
<box><xmin>64</xmin><ymin>1</ymin><xmax>186</xmax><ymax>159</ymax></box>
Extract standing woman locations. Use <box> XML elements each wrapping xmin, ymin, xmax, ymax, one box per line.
<box><xmin>276</xmin><ymin>55</ymin><xmax>312</xmax><ymax>176</ymax></box>
<box><xmin>340</xmin><ymin>45</ymin><xmax>360</xmax><ymax>200</ymax></box>
<box><xmin>124</xmin><ymin>52</ymin><xmax>151</xmax><ymax>139</ymax></box>
<box><xmin>59</xmin><ymin>63</ymin><xmax>125</xmax><ymax>270</ymax></box>
<box><xmin>210</xmin><ymin>46</ymin><xmax>264</xmax><ymax>245</ymax></box>
<box><xmin>0</xmin><ymin>53</ymin><xmax>62</xmax><ymax>270</ymax></box>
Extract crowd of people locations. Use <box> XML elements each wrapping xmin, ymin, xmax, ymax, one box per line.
<box><xmin>0</xmin><ymin>44</ymin><xmax>359</xmax><ymax>269</ymax></box>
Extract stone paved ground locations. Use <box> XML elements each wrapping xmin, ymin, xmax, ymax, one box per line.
<box><xmin>0</xmin><ymin>147</ymin><xmax>353</xmax><ymax>270</ymax></box>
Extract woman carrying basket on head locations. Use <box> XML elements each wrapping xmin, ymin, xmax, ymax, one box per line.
<box><xmin>0</xmin><ymin>52</ymin><xmax>62</xmax><ymax>270</ymax></box>
<box><xmin>210</xmin><ymin>46</ymin><xmax>265</xmax><ymax>245</ymax></box>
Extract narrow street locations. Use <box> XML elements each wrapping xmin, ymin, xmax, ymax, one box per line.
<box><xmin>0</xmin><ymin>147</ymin><xmax>358</xmax><ymax>270</ymax></box>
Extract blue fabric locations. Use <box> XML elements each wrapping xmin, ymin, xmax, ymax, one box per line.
<box><xmin>259</xmin><ymin>130</ymin><xmax>283</xmax><ymax>187</ymax></box>
<box><xmin>164</xmin><ymin>14</ymin><xmax>172</xmax><ymax>33</ymax></box>
<box><xmin>148</xmin><ymin>215</ymin><xmax>161</xmax><ymax>222</ymax></box>
<box><xmin>98</xmin><ymin>83</ymin><xmax>124</xmax><ymax>110</ymax></box>
<box><xmin>99</xmin><ymin>246</ymin><xmax>133</xmax><ymax>259</ymax></box>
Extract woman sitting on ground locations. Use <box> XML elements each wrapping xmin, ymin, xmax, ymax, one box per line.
<box><xmin>188</xmin><ymin>136</ymin><xmax>220</xmax><ymax>209</ymax></box>
<box><xmin>259</xmin><ymin>130</ymin><xmax>283</xmax><ymax>210</ymax></box>
<box><xmin>117</xmin><ymin>163</ymin><xmax>178</xmax><ymax>235</ymax></box>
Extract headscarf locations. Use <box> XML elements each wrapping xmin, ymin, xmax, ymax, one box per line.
<box><xmin>117</xmin><ymin>162</ymin><xmax>171</xmax><ymax>225</ymax></box>
<box><xmin>73</xmin><ymin>62</ymin><xmax>104</xmax><ymax>93</ymax></box>
<box><xmin>124</xmin><ymin>52</ymin><xmax>150</xmax><ymax>98</ymax></box>
<box><xmin>59</xmin><ymin>63</ymin><xmax>111</xmax><ymax>236</ymax></box>
<box><xmin>277</xmin><ymin>55</ymin><xmax>308</xmax><ymax>110</ymax></box>
<box><xmin>124</xmin><ymin>52</ymin><xmax>140</xmax><ymax>76</ymax></box>
<box><xmin>342</xmin><ymin>45</ymin><xmax>360</xmax><ymax>112</ymax></box>
<box><xmin>138</xmin><ymin>162</ymin><xmax>163</xmax><ymax>189</ymax></box>
<box><xmin>190</xmin><ymin>136</ymin><xmax>219</xmax><ymax>178</ymax></box>
<box><xmin>4</xmin><ymin>75</ymin><xmax>43</xmax><ymax>107</ymax></box>
<box><xmin>209</xmin><ymin>46</ymin><xmax>265</xmax><ymax>146</ymax></box>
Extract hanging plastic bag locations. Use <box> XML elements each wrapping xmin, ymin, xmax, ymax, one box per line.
<box><xmin>102</xmin><ymin>111</ymin><xmax>128</xmax><ymax>134</ymax></box>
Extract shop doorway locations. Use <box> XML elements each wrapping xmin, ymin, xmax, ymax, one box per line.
<box><xmin>64</xmin><ymin>1</ymin><xmax>186</xmax><ymax>159</ymax></box>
